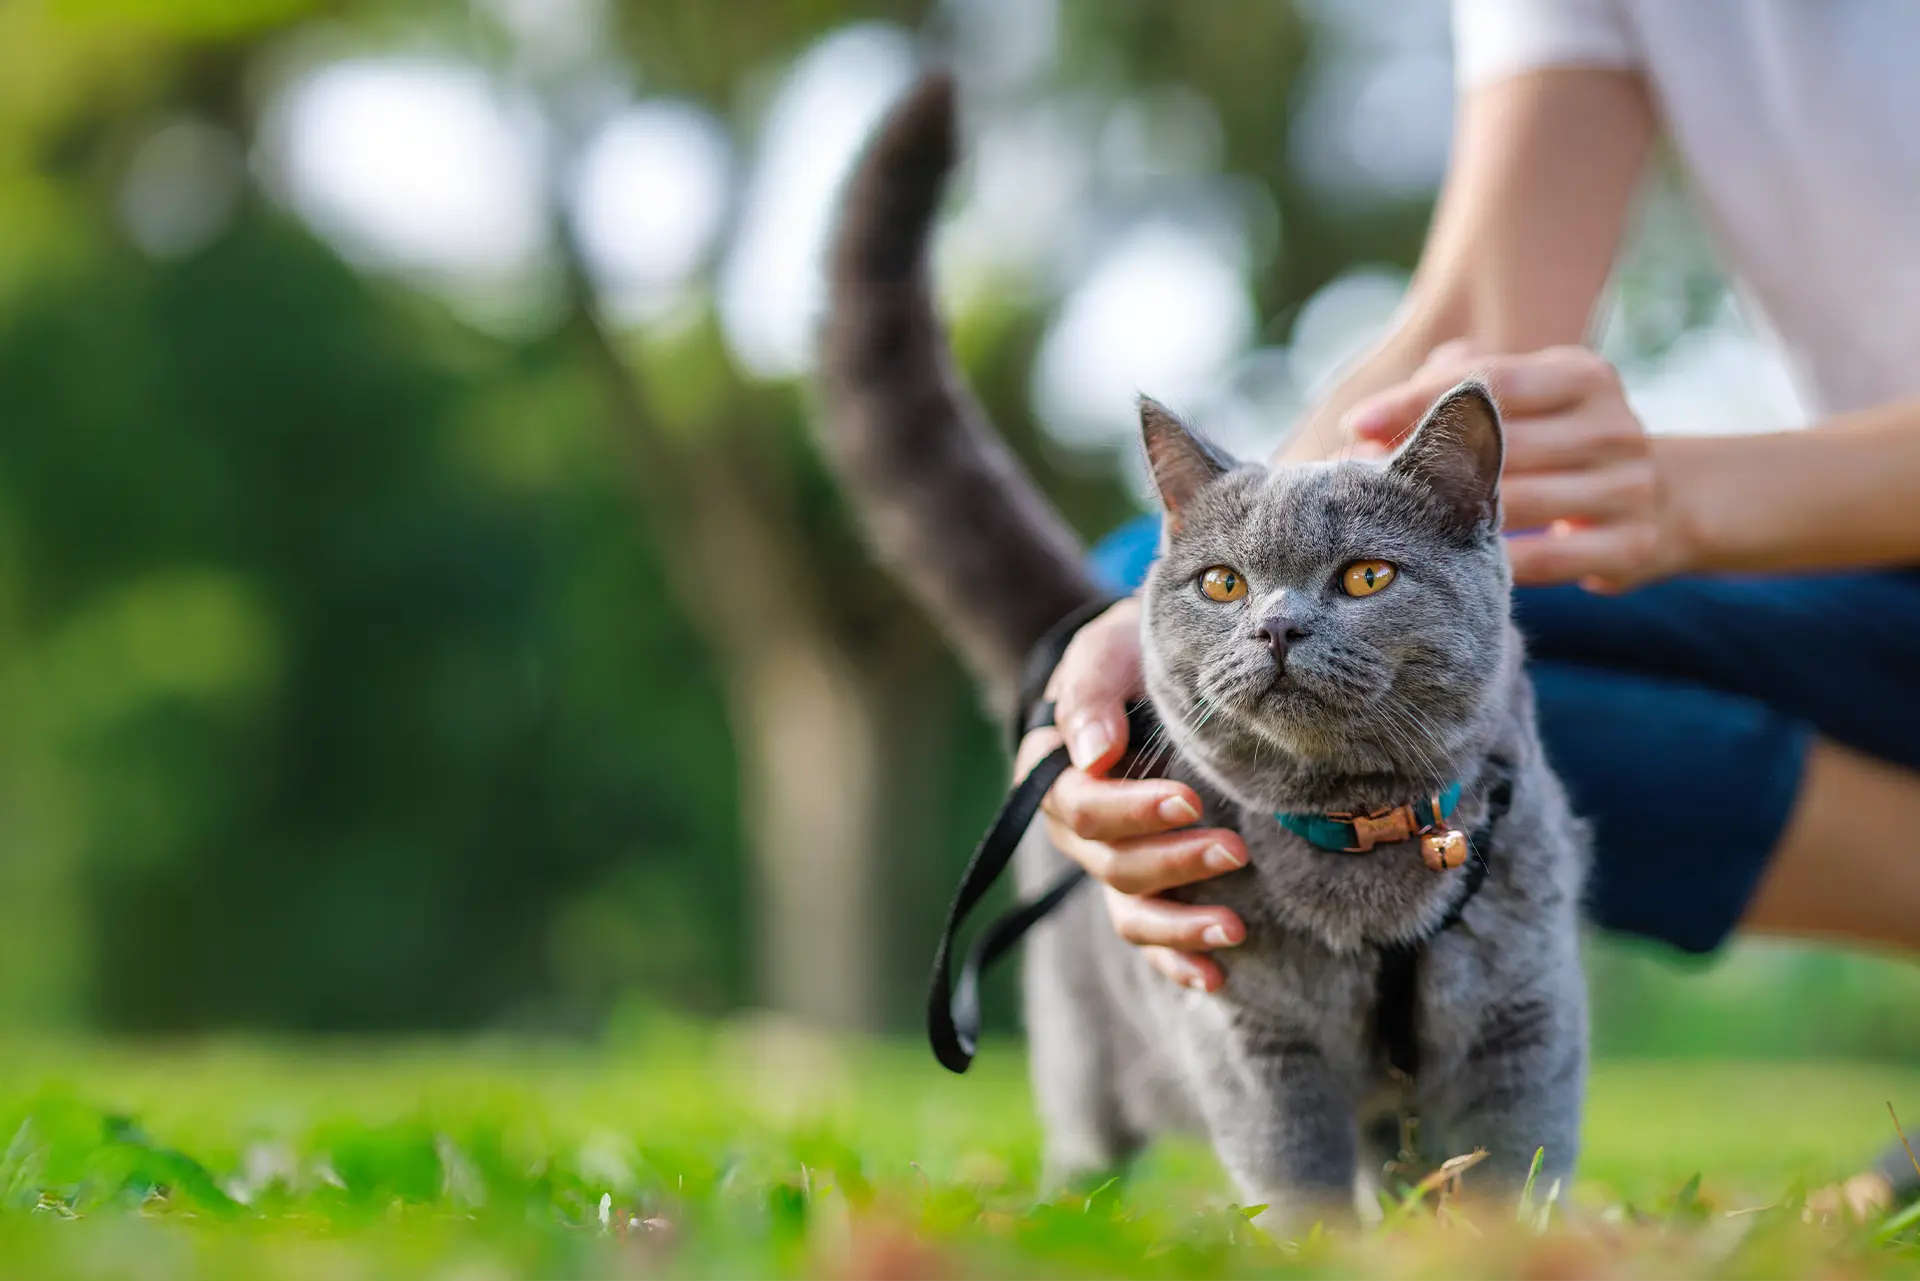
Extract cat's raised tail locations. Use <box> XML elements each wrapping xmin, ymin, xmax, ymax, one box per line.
<box><xmin>818</xmin><ymin>72</ymin><xmax>1103</xmax><ymax>711</ymax></box>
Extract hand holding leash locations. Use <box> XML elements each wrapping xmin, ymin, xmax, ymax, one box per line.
<box><xmin>1013</xmin><ymin>597</ymin><xmax>1248</xmax><ymax>992</ymax></box>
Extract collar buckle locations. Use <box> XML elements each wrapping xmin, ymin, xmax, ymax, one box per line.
<box><xmin>1338</xmin><ymin>806</ymin><xmax>1416</xmax><ymax>852</ymax></box>
<box><xmin>1334</xmin><ymin>790</ymin><xmax>1448</xmax><ymax>853</ymax></box>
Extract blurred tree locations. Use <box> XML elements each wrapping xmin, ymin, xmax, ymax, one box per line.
<box><xmin>0</xmin><ymin>0</ymin><xmax>1437</xmax><ymax>1033</ymax></box>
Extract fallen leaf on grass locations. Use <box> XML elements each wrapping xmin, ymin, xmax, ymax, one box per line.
<box><xmin>824</xmin><ymin>1216</ymin><xmax>954</xmax><ymax>1281</ymax></box>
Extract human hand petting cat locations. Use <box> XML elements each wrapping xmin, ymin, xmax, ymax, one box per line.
<box><xmin>1346</xmin><ymin>343</ymin><xmax>1695</xmax><ymax>592</ymax></box>
<box><xmin>1013</xmin><ymin>596</ymin><xmax>1250</xmax><ymax>993</ymax></box>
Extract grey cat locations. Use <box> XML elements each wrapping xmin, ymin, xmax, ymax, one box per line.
<box><xmin>818</xmin><ymin>74</ymin><xmax>1588</xmax><ymax>1223</ymax></box>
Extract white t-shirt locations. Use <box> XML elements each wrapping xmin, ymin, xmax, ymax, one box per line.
<box><xmin>1452</xmin><ymin>0</ymin><xmax>1920</xmax><ymax>417</ymax></box>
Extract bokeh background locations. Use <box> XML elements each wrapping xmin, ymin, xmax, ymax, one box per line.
<box><xmin>2</xmin><ymin>0</ymin><xmax>1914</xmax><ymax>1059</ymax></box>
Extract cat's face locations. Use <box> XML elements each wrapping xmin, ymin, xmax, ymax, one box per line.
<box><xmin>1138</xmin><ymin>386</ymin><xmax>1512</xmax><ymax>808</ymax></box>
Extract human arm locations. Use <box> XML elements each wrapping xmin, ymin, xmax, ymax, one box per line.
<box><xmin>1348</xmin><ymin>346</ymin><xmax>1920</xmax><ymax>588</ymax></box>
<box><xmin>1277</xmin><ymin>66</ymin><xmax>1655</xmax><ymax>463</ymax></box>
<box><xmin>1666</xmin><ymin>407</ymin><xmax>1920</xmax><ymax>575</ymax></box>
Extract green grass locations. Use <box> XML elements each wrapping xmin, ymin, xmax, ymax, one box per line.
<box><xmin>0</xmin><ymin>1023</ymin><xmax>1914</xmax><ymax>1278</ymax></box>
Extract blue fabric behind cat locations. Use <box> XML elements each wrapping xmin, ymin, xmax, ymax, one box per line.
<box><xmin>1088</xmin><ymin>512</ymin><xmax>1163</xmax><ymax>597</ymax></box>
<box><xmin>1087</xmin><ymin>513</ymin><xmax>1920</xmax><ymax>954</ymax></box>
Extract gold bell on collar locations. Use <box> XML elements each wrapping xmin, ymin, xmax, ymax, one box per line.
<box><xmin>1421</xmin><ymin>827</ymin><xmax>1469</xmax><ymax>872</ymax></box>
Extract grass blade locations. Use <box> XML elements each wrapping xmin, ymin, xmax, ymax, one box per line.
<box><xmin>1517</xmin><ymin>1147</ymin><xmax>1544</xmax><ymax>1222</ymax></box>
<box><xmin>1873</xmin><ymin>1195</ymin><xmax>1920</xmax><ymax>1245</ymax></box>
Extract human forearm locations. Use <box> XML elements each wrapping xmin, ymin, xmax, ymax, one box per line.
<box><xmin>1667</xmin><ymin>404</ymin><xmax>1920</xmax><ymax>575</ymax></box>
<box><xmin>1274</xmin><ymin>307</ymin><xmax>1460</xmax><ymax>464</ymax></box>
<box><xmin>1347</xmin><ymin>346</ymin><xmax>1920</xmax><ymax>587</ymax></box>
<box><xmin>1276</xmin><ymin>69</ymin><xmax>1654</xmax><ymax>466</ymax></box>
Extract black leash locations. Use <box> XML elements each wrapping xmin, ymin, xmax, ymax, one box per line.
<box><xmin>927</xmin><ymin>694</ymin><xmax>1156</xmax><ymax>1074</ymax></box>
<box><xmin>927</xmin><ymin>595</ymin><xmax>1117</xmax><ymax>1074</ymax></box>
<box><xmin>926</xmin><ymin>595</ymin><xmax>1517</xmax><ymax>1081</ymax></box>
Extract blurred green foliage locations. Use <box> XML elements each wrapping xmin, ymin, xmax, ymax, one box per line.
<box><xmin>0</xmin><ymin>209</ymin><xmax>747</xmax><ymax>1028</ymax></box>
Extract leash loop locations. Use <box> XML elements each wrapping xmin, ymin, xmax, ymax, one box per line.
<box><xmin>927</xmin><ymin>731</ymin><xmax>1082</xmax><ymax>1073</ymax></box>
<box><xmin>929</xmin><ymin>696</ymin><xmax>1160</xmax><ymax>1074</ymax></box>
<box><xmin>929</xmin><ymin>593</ymin><xmax>1120</xmax><ymax>1075</ymax></box>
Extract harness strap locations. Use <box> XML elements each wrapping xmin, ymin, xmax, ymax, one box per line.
<box><xmin>1371</xmin><ymin>772</ymin><xmax>1513</xmax><ymax>1078</ymax></box>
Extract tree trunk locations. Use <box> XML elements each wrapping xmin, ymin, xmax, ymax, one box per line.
<box><xmin>560</xmin><ymin>277</ymin><xmax>899</xmax><ymax>1029</ymax></box>
<box><xmin>731</xmin><ymin>631</ymin><xmax>885</xmax><ymax>1029</ymax></box>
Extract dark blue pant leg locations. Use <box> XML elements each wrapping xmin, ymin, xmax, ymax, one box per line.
<box><xmin>1526</xmin><ymin>660</ymin><xmax>1806</xmax><ymax>952</ymax></box>
<box><xmin>1514</xmin><ymin>573</ymin><xmax>1920</xmax><ymax>772</ymax></box>
<box><xmin>1512</xmin><ymin>571</ymin><xmax>1920</xmax><ymax>952</ymax></box>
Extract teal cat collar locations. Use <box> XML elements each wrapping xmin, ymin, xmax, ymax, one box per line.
<box><xmin>1276</xmin><ymin>780</ymin><xmax>1466</xmax><ymax>854</ymax></box>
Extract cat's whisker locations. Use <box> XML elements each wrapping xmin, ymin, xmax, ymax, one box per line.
<box><xmin>1361</xmin><ymin>699</ymin><xmax>1421</xmax><ymax>770</ymax></box>
<box><xmin>1123</xmin><ymin>702</ymin><xmax>1189</xmax><ymax>780</ymax></box>
<box><xmin>1392</xmin><ymin>699</ymin><xmax>1457</xmax><ymax>766</ymax></box>
<box><xmin>1371</xmin><ymin>705</ymin><xmax>1427</xmax><ymax>775</ymax></box>
<box><xmin>1380</xmin><ymin>699</ymin><xmax>1455</xmax><ymax>778</ymax></box>
<box><xmin>1376</xmin><ymin>701</ymin><xmax>1439</xmax><ymax>773</ymax></box>
<box><xmin>1125</xmin><ymin>719</ymin><xmax>1165</xmax><ymax>766</ymax></box>
<box><xmin>1127</xmin><ymin>692</ymin><xmax>1208</xmax><ymax>781</ymax></box>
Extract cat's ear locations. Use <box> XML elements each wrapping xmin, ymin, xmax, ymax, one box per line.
<box><xmin>1386</xmin><ymin>380</ymin><xmax>1504</xmax><ymax>534</ymax></box>
<box><xmin>1140</xmin><ymin>397</ymin><xmax>1233</xmax><ymax>532</ymax></box>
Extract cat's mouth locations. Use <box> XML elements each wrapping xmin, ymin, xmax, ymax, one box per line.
<box><xmin>1173</xmin><ymin>658</ymin><xmax>1418</xmax><ymax>769</ymax></box>
<box><xmin>1255</xmin><ymin>669</ymin><xmax>1329</xmax><ymax>712</ymax></box>
<box><xmin>1225</xmin><ymin>673</ymin><xmax>1432</xmax><ymax>768</ymax></box>
<box><xmin>1257</xmin><ymin>672</ymin><xmax>1295</xmax><ymax>702</ymax></box>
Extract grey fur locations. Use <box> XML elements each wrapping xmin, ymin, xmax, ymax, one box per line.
<box><xmin>1017</xmin><ymin>389</ymin><xmax>1589</xmax><ymax>1223</ymax></box>
<box><xmin>818</xmin><ymin>75</ymin><xmax>1589</xmax><ymax>1226</ymax></box>
<box><xmin>818</xmin><ymin>73</ymin><xmax>1101</xmax><ymax>714</ymax></box>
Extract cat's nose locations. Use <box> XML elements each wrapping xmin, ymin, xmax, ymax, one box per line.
<box><xmin>1254</xmin><ymin>620</ymin><xmax>1309</xmax><ymax>663</ymax></box>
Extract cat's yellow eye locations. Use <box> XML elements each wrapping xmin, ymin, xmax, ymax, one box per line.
<box><xmin>1199</xmin><ymin>566</ymin><xmax>1248</xmax><ymax>603</ymax></box>
<box><xmin>1341</xmin><ymin>560</ymin><xmax>1396</xmax><ymax>598</ymax></box>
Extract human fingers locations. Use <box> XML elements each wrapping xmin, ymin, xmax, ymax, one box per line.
<box><xmin>1045</xmin><ymin>820</ymin><xmax>1248</xmax><ymax>896</ymax></box>
<box><xmin>1344</xmin><ymin>347</ymin><xmax>1619</xmax><ymax>444</ymax></box>
<box><xmin>1501</xmin><ymin>461</ymin><xmax>1655</xmax><ymax>532</ymax></box>
<box><xmin>1103</xmin><ymin>884</ymin><xmax>1245</xmax><ymax>953</ymax></box>
<box><xmin>1141</xmin><ymin>946</ymin><xmax>1226</xmax><ymax>992</ymax></box>
<box><xmin>1048</xmin><ymin>598</ymin><xmax>1145</xmax><ymax>772</ymax></box>
<box><xmin>1506</xmin><ymin>522</ymin><xmax>1658</xmax><ymax>587</ymax></box>
<box><xmin>1041</xmin><ymin>768</ymin><xmax>1207</xmax><ymax>844</ymax></box>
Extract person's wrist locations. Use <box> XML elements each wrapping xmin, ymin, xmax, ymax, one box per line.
<box><xmin>1276</xmin><ymin>306</ymin><xmax>1467</xmax><ymax>465</ymax></box>
<box><xmin>1651</xmin><ymin>434</ymin><xmax>1725</xmax><ymax>577</ymax></box>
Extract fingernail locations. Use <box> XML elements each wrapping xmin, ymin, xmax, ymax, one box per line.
<box><xmin>1069</xmin><ymin>719</ymin><xmax>1111</xmax><ymax>767</ymax></box>
<box><xmin>1157</xmin><ymin>796</ymin><xmax>1200</xmax><ymax>825</ymax></box>
<box><xmin>1181</xmin><ymin>971</ymin><xmax>1210</xmax><ymax>992</ymax></box>
<box><xmin>1343</xmin><ymin>404</ymin><xmax>1388</xmax><ymax>435</ymax></box>
<box><xmin>1203</xmin><ymin>843</ymin><xmax>1245</xmax><ymax>873</ymax></box>
<box><xmin>1201</xmin><ymin>924</ymin><xmax>1239</xmax><ymax>948</ymax></box>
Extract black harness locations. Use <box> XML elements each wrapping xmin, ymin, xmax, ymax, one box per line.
<box><xmin>927</xmin><ymin>598</ymin><xmax>1512</xmax><ymax>1083</ymax></box>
